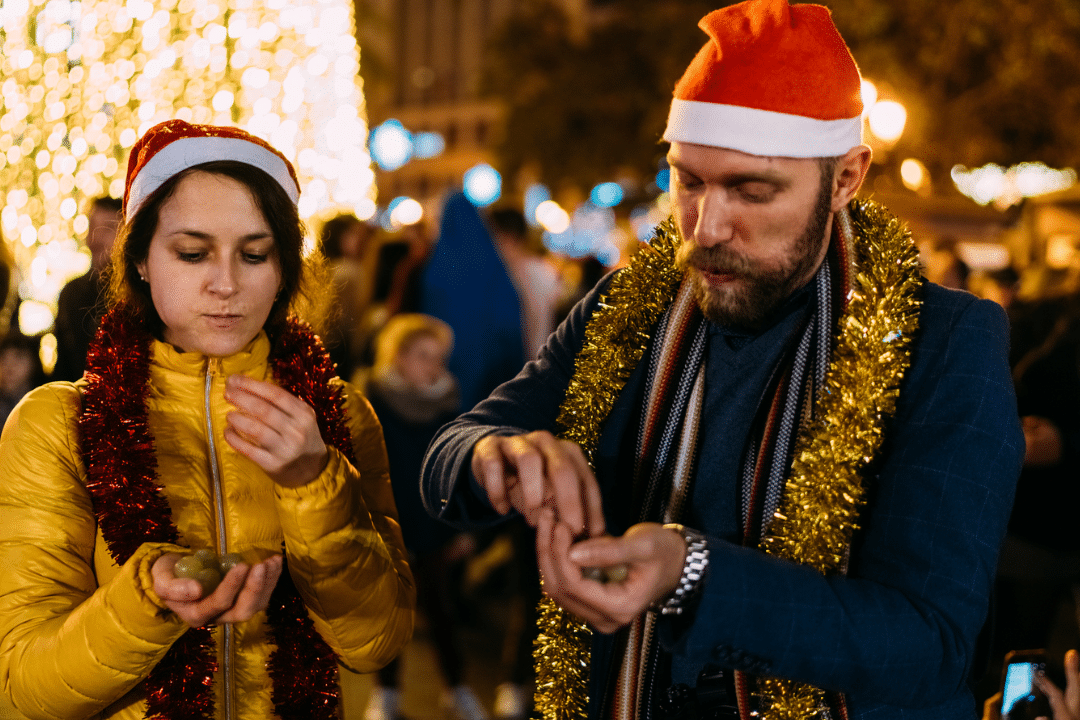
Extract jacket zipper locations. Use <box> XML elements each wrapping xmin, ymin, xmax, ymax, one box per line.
<box><xmin>204</xmin><ymin>359</ymin><xmax>234</xmax><ymax>720</ymax></box>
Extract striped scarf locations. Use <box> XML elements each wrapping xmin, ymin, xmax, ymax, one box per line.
<box><xmin>609</xmin><ymin>231</ymin><xmax>850</xmax><ymax>720</ymax></box>
<box><xmin>535</xmin><ymin>199</ymin><xmax>921</xmax><ymax>720</ymax></box>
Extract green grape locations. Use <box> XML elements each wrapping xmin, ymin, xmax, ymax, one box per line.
<box><xmin>192</xmin><ymin>549</ymin><xmax>217</xmax><ymax>568</ymax></box>
<box><xmin>603</xmin><ymin>564</ymin><xmax>629</xmax><ymax>584</ymax></box>
<box><xmin>581</xmin><ymin>566</ymin><xmax>605</xmax><ymax>582</ymax></box>
<box><xmin>580</xmin><ymin>564</ymin><xmax>629</xmax><ymax>584</ymax></box>
<box><xmin>193</xmin><ymin>567</ymin><xmax>223</xmax><ymax>595</ymax></box>
<box><xmin>173</xmin><ymin>554</ymin><xmax>202</xmax><ymax>580</ymax></box>
<box><xmin>173</xmin><ymin>549</ymin><xmax>252</xmax><ymax>593</ymax></box>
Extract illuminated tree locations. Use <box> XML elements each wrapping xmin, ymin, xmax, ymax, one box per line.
<box><xmin>0</xmin><ymin>0</ymin><xmax>375</xmax><ymax>334</ymax></box>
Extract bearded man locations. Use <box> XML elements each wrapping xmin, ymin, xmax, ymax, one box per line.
<box><xmin>421</xmin><ymin>1</ymin><xmax>1024</xmax><ymax>718</ymax></box>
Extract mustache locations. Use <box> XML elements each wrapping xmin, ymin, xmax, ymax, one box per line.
<box><xmin>675</xmin><ymin>243</ymin><xmax>761</xmax><ymax>278</ymax></box>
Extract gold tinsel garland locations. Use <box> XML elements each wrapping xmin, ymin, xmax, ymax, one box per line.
<box><xmin>534</xmin><ymin>200</ymin><xmax>922</xmax><ymax>720</ymax></box>
<box><xmin>756</xmin><ymin>198</ymin><xmax>923</xmax><ymax>719</ymax></box>
<box><xmin>534</xmin><ymin>217</ymin><xmax>685</xmax><ymax>720</ymax></box>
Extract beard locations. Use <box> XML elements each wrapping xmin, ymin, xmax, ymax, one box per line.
<box><xmin>674</xmin><ymin>183</ymin><xmax>833</xmax><ymax>331</ymax></box>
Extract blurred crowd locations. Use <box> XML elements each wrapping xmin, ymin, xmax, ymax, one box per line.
<box><xmin>0</xmin><ymin>191</ymin><xmax>607</xmax><ymax>720</ymax></box>
<box><xmin>2</xmin><ymin>196</ymin><xmax>1079</xmax><ymax>719</ymax></box>
<box><xmin>925</xmin><ymin>239</ymin><xmax>1080</xmax><ymax>717</ymax></box>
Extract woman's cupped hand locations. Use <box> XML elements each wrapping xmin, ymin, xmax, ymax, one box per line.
<box><xmin>151</xmin><ymin>553</ymin><xmax>284</xmax><ymax>627</ymax></box>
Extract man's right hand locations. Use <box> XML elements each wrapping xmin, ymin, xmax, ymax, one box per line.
<box><xmin>471</xmin><ymin>430</ymin><xmax>606</xmax><ymax>538</ymax></box>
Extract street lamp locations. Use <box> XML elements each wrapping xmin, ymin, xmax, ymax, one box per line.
<box><xmin>868</xmin><ymin>100</ymin><xmax>906</xmax><ymax>144</ymax></box>
<box><xmin>861</xmin><ymin>80</ymin><xmax>906</xmax><ymax>145</ymax></box>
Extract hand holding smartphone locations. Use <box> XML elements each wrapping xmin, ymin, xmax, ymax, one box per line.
<box><xmin>1002</xmin><ymin>649</ymin><xmax>1051</xmax><ymax>720</ymax></box>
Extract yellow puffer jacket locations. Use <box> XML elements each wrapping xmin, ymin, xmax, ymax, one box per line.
<box><xmin>0</xmin><ymin>332</ymin><xmax>415</xmax><ymax>719</ymax></box>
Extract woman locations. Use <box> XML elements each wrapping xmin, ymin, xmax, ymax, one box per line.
<box><xmin>0</xmin><ymin>120</ymin><xmax>414</xmax><ymax>719</ymax></box>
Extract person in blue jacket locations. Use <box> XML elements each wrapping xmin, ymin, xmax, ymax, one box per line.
<box><xmin>420</xmin><ymin>192</ymin><xmax>525</xmax><ymax>413</ymax></box>
<box><xmin>421</xmin><ymin>1</ymin><xmax>1024</xmax><ymax>719</ymax></box>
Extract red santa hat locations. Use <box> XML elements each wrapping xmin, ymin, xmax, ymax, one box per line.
<box><xmin>123</xmin><ymin>119</ymin><xmax>300</xmax><ymax>219</ymax></box>
<box><xmin>663</xmin><ymin>0</ymin><xmax>864</xmax><ymax>158</ymax></box>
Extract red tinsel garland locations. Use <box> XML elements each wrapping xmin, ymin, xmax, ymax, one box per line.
<box><xmin>265</xmin><ymin>318</ymin><xmax>352</xmax><ymax>719</ymax></box>
<box><xmin>79</xmin><ymin>304</ymin><xmax>348</xmax><ymax>719</ymax></box>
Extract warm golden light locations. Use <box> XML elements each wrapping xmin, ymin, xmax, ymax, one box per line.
<box><xmin>951</xmin><ymin>162</ymin><xmax>1077</xmax><ymax>208</ymax></box>
<box><xmin>1</xmin><ymin>0</ymin><xmax>374</xmax><ymax>333</ymax></box>
<box><xmin>900</xmin><ymin>158</ymin><xmax>929</xmax><ymax>193</ymax></box>
<box><xmin>1045</xmin><ymin>234</ymin><xmax>1076</xmax><ymax>270</ymax></box>
<box><xmin>860</xmin><ymin>80</ymin><xmax>878</xmax><ymax>115</ymax></box>
<box><xmin>389</xmin><ymin>198</ymin><xmax>423</xmax><ymax>227</ymax></box>
<box><xmin>868</xmin><ymin>100</ymin><xmax>907</xmax><ymax>143</ymax></box>
<box><xmin>535</xmin><ymin>200</ymin><xmax>571</xmax><ymax>234</ymax></box>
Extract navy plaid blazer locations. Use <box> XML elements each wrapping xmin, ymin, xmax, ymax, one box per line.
<box><xmin>422</xmin><ymin>273</ymin><xmax>1025</xmax><ymax>719</ymax></box>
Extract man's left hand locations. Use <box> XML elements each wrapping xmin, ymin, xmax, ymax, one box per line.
<box><xmin>535</xmin><ymin>510</ymin><xmax>688</xmax><ymax>634</ymax></box>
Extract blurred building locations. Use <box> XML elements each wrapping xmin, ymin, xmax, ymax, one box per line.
<box><xmin>356</xmin><ymin>0</ymin><xmax>590</xmax><ymax>213</ymax></box>
<box><xmin>997</xmin><ymin>186</ymin><xmax>1080</xmax><ymax>297</ymax></box>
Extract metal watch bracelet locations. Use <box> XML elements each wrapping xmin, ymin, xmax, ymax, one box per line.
<box><xmin>651</xmin><ymin>523</ymin><xmax>710</xmax><ymax>616</ymax></box>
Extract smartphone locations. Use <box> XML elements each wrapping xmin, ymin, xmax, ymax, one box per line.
<box><xmin>1001</xmin><ymin>649</ymin><xmax>1050</xmax><ymax>720</ymax></box>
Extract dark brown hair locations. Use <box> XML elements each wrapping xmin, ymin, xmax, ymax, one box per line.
<box><xmin>108</xmin><ymin>160</ymin><xmax>322</xmax><ymax>339</ymax></box>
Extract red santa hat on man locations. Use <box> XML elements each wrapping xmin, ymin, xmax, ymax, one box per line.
<box><xmin>123</xmin><ymin>118</ymin><xmax>301</xmax><ymax>220</ymax></box>
<box><xmin>663</xmin><ymin>0</ymin><xmax>864</xmax><ymax>158</ymax></box>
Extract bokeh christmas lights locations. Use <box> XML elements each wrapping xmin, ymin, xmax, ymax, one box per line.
<box><xmin>0</xmin><ymin>0</ymin><xmax>375</xmax><ymax>334</ymax></box>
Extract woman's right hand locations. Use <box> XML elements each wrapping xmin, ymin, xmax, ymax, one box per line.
<box><xmin>151</xmin><ymin>553</ymin><xmax>283</xmax><ymax>627</ymax></box>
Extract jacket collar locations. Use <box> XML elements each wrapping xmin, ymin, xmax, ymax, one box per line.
<box><xmin>149</xmin><ymin>331</ymin><xmax>271</xmax><ymax>378</ymax></box>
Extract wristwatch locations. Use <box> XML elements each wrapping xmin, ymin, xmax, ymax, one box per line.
<box><xmin>651</xmin><ymin>523</ymin><xmax>710</xmax><ymax>616</ymax></box>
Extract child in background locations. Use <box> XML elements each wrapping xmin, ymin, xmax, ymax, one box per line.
<box><xmin>364</xmin><ymin>314</ymin><xmax>489</xmax><ymax>720</ymax></box>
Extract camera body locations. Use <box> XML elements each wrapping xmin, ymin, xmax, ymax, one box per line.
<box><xmin>659</xmin><ymin>665</ymin><xmax>740</xmax><ymax>720</ymax></box>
